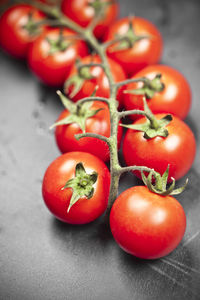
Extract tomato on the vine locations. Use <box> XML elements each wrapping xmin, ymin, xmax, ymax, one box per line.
<box><xmin>61</xmin><ymin>0</ymin><xmax>118</xmax><ymax>40</ymax></box>
<box><xmin>123</xmin><ymin>113</ymin><xmax>196</xmax><ymax>181</ymax></box>
<box><xmin>54</xmin><ymin>101</ymin><xmax>123</xmax><ymax>162</ymax></box>
<box><xmin>28</xmin><ymin>28</ymin><xmax>88</xmax><ymax>87</ymax></box>
<box><xmin>64</xmin><ymin>54</ymin><xmax>126</xmax><ymax>107</ymax></box>
<box><xmin>103</xmin><ymin>17</ymin><xmax>163</xmax><ymax>76</ymax></box>
<box><xmin>0</xmin><ymin>4</ymin><xmax>46</xmax><ymax>59</ymax></box>
<box><xmin>42</xmin><ymin>152</ymin><xmax>110</xmax><ymax>224</ymax></box>
<box><xmin>110</xmin><ymin>186</ymin><xmax>186</xmax><ymax>259</ymax></box>
<box><xmin>123</xmin><ymin>65</ymin><xmax>191</xmax><ymax>120</ymax></box>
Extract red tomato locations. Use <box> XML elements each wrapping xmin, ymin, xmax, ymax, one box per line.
<box><xmin>123</xmin><ymin>114</ymin><xmax>196</xmax><ymax>181</ymax></box>
<box><xmin>55</xmin><ymin>101</ymin><xmax>123</xmax><ymax>162</ymax></box>
<box><xmin>0</xmin><ymin>4</ymin><xmax>46</xmax><ymax>58</ymax></box>
<box><xmin>103</xmin><ymin>17</ymin><xmax>163</xmax><ymax>76</ymax></box>
<box><xmin>42</xmin><ymin>152</ymin><xmax>110</xmax><ymax>224</ymax></box>
<box><xmin>65</xmin><ymin>55</ymin><xmax>126</xmax><ymax>107</ymax></box>
<box><xmin>110</xmin><ymin>186</ymin><xmax>186</xmax><ymax>259</ymax></box>
<box><xmin>61</xmin><ymin>0</ymin><xmax>118</xmax><ymax>39</ymax></box>
<box><xmin>123</xmin><ymin>65</ymin><xmax>191</xmax><ymax>120</ymax></box>
<box><xmin>28</xmin><ymin>28</ymin><xmax>88</xmax><ymax>87</ymax></box>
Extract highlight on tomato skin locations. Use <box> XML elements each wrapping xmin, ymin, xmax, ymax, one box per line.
<box><xmin>123</xmin><ymin>113</ymin><xmax>196</xmax><ymax>182</ymax></box>
<box><xmin>54</xmin><ymin>101</ymin><xmax>123</xmax><ymax>162</ymax></box>
<box><xmin>110</xmin><ymin>186</ymin><xmax>186</xmax><ymax>259</ymax></box>
<box><xmin>28</xmin><ymin>28</ymin><xmax>89</xmax><ymax>87</ymax></box>
<box><xmin>103</xmin><ymin>17</ymin><xmax>163</xmax><ymax>76</ymax></box>
<box><xmin>0</xmin><ymin>4</ymin><xmax>46</xmax><ymax>59</ymax></box>
<box><xmin>42</xmin><ymin>152</ymin><xmax>111</xmax><ymax>224</ymax></box>
<box><xmin>61</xmin><ymin>0</ymin><xmax>119</xmax><ymax>40</ymax></box>
<box><xmin>123</xmin><ymin>65</ymin><xmax>191</xmax><ymax>120</ymax></box>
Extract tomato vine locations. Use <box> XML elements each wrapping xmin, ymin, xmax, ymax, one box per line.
<box><xmin>23</xmin><ymin>0</ymin><xmax>190</xmax><ymax>210</ymax></box>
<box><xmin>0</xmin><ymin>0</ymin><xmax>196</xmax><ymax>259</ymax></box>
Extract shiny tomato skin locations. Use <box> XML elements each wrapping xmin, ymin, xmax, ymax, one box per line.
<box><xmin>123</xmin><ymin>114</ymin><xmax>196</xmax><ymax>181</ymax></box>
<box><xmin>110</xmin><ymin>186</ymin><xmax>186</xmax><ymax>259</ymax></box>
<box><xmin>61</xmin><ymin>0</ymin><xmax>118</xmax><ymax>39</ymax></box>
<box><xmin>65</xmin><ymin>55</ymin><xmax>126</xmax><ymax>107</ymax></box>
<box><xmin>55</xmin><ymin>101</ymin><xmax>123</xmax><ymax>162</ymax></box>
<box><xmin>103</xmin><ymin>17</ymin><xmax>163</xmax><ymax>76</ymax></box>
<box><xmin>0</xmin><ymin>4</ymin><xmax>46</xmax><ymax>59</ymax></box>
<box><xmin>42</xmin><ymin>152</ymin><xmax>110</xmax><ymax>224</ymax></box>
<box><xmin>28</xmin><ymin>28</ymin><xmax>88</xmax><ymax>87</ymax></box>
<box><xmin>123</xmin><ymin>65</ymin><xmax>191</xmax><ymax>120</ymax></box>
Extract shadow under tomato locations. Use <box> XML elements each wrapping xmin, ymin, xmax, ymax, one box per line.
<box><xmin>175</xmin><ymin>167</ymin><xmax>200</xmax><ymax>210</ymax></box>
<box><xmin>184</xmin><ymin>115</ymin><xmax>199</xmax><ymax>143</ymax></box>
<box><xmin>49</xmin><ymin>214</ymin><xmax>114</xmax><ymax>258</ymax></box>
<box><xmin>37</xmin><ymin>82</ymin><xmax>62</xmax><ymax>107</ymax></box>
<box><xmin>0</xmin><ymin>49</ymin><xmax>29</xmax><ymax>78</ymax></box>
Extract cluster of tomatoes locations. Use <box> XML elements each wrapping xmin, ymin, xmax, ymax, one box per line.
<box><xmin>0</xmin><ymin>0</ymin><xmax>196</xmax><ymax>259</ymax></box>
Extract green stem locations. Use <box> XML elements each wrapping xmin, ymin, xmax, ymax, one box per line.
<box><xmin>115</xmin><ymin>77</ymin><xmax>148</xmax><ymax>88</ymax></box>
<box><xmin>118</xmin><ymin>109</ymin><xmax>146</xmax><ymax>118</ymax></box>
<box><xmin>119</xmin><ymin>166</ymin><xmax>160</xmax><ymax>177</ymax></box>
<box><xmin>142</xmin><ymin>97</ymin><xmax>160</xmax><ymax>129</ymax></box>
<box><xmin>76</xmin><ymin>96</ymin><xmax>110</xmax><ymax>107</ymax></box>
<box><xmin>75</xmin><ymin>132</ymin><xmax>109</xmax><ymax>145</ymax></box>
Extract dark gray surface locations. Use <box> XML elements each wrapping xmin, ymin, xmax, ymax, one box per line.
<box><xmin>0</xmin><ymin>0</ymin><xmax>200</xmax><ymax>299</ymax></box>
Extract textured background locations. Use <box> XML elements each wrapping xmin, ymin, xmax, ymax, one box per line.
<box><xmin>0</xmin><ymin>0</ymin><xmax>200</xmax><ymax>299</ymax></box>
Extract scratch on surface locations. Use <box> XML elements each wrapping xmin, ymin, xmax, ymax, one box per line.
<box><xmin>148</xmin><ymin>263</ymin><xmax>196</xmax><ymax>295</ymax></box>
<box><xmin>166</xmin><ymin>257</ymin><xmax>200</xmax><ymax>275</ymax></box>
<box><xmin>182</xmin><ymin>230</ymin><xmax>200</xmax><ymax>247</ymax></box>
<box><xmin>161</xmin><ymin>258</ymin><xmax>191</xmax><ymax>276</ymax></box>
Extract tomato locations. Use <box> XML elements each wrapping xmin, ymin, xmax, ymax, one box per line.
<box><xmin>64</xmin><ymin>55</ymin><xmax>126</xmax><ymax>107</ymax></box>
<box><xmin>54</xmin><ymin>101</ymin><xmax>123</xmax><ymax>162</ymax></box>
<box><xmin>110</xmin><ymin>186</ymin><xmax>186</xmax><ymax>259</ymax></box>
<box><xmin>28</xmin><ymin>28</ymin><xmax>88</xmax><ymax>87</ymax></box>
<box><xmin>42</xmin><ymin>152</ymin><xmax>110</xmax><ymax>224</ymax></box>
<box><xmin>61</xmin><ymin>0</ymin><xmax>118</xmax><ymax>39</ymax></box>
<box><xmin>123</xmin><ymin>113</ymin><xmax>196</xmax><ymax>181</ymax></box>
<box><xmin>0</xmin><ymin>4</ymin><xmax>46</xmax><ymax>59</ymax></box>
<box><xmin>123</xmin><ymin>65</ymin><xmax>191</xmax><ymax>120</ymax></box>
<box><xmin>103</xmin><ymin>17</ymin><xmax>163</xmax><ymax>76</ymax></box>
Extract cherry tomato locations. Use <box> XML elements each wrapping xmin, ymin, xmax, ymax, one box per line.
<box><xmin>42</xmin><ymin>151</ymin><xmax>110</xmax><ymax>224</ymax></box>
<box><xmin>28</xmin><ymin>28</ymin><xmax>88</xmax><ymax>87</ymax></box>
<box><xmin>123</xmin><ymin>65</ymin><xmax>191</xmax><ymax>120</ymax></box>
<box><xmin>61</xmin><ymin>0</ymin><xmax>118</xmax><ymax>40</ymax></box>
<box><xmin>110</xmin><ymin>186</ymin><xmax>186</xmax><ymax>259</ymax></box>
<box><xmin>55</xmin><ymin>101</ymin><xmax>123</xmax><ymax>162</ymax></box>
<box><xmin>123</xmin><ymin>114</ymin><xmax>196</xmax><ymax>181</ymax></box>
<box><xmin>65</xmin><ymin>55</ymin><xmax>126</xmax><ymax>107</ymax></box>
<box><xmin>0</xmin><ymin>4</ymin><xmax>46</xmax><ymax>59</ymax></box>
<box><xmin>103</xmin><ymin>17</ymin><xmax>163</xmax><ymax>76</ymax></box>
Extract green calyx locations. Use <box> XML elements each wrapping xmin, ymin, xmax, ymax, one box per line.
<box><xmin>88</xmin><ymin>0</ymin><xmax>113</xmax><ymax>17</ymax></box>
<box><xmin>46</xmin><ymin>29</ymin><xmax>73</xmax><ymax>55</ymax></box>
<box><xmin>22</xmin><ymin>12</ymin><xmax>42</xmax><ymax>36</ymax></box>
<box><xmin>112</xmin><ymin>19</ymin><xmax>148</xmax><ymax>52</ymax></box>
<box><xmin>142</xmin><ymin>166</ymin><xmax>188</xmax><ymax>196</ymax></box>
<box><xmin>122</xmin><ymin>97</ymin><xmax>172</xmax><ymax>139</ymax></box>
<box><xmin>50</xmin><ymin>91</ymin><xmax>103</xmax><ymax>132</ymax></box>
<box><xmin>65</xmin><ymin>60</ymin><xmax>94</xmax><ymax>98</ymax></box>
<box><xmin>61</xmin><ymin>163</ymin><xmax>98</xmax><ymax>213</ymax></box>
<box><xmin>124</xmin><ymin>74</ymin><xmax>165</xmax><ymax>99</ymax></box>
